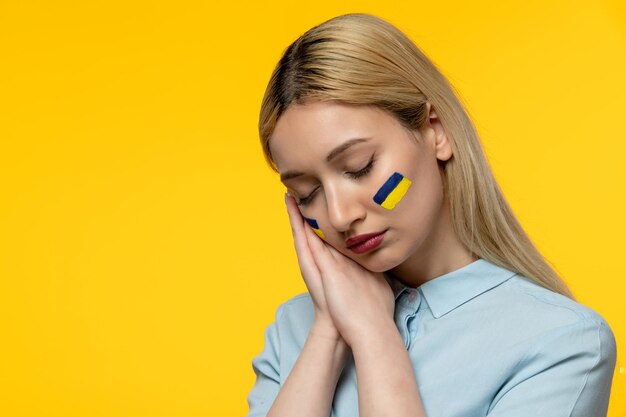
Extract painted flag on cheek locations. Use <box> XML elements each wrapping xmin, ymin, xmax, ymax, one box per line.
<box><xmin>373</xmin><ymin>172</ymin><xmax>412</xmax><ymax>210</ymax></box>
<box><xmin>303</xmin><ymin>216</ymin><xmax>325</xmax><ymax>239</ymax></box>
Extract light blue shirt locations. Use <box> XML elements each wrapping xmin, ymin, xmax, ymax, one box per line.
<box><xmin>246</xmin><ymin>258</ymin><xmax>617</xmax><ymax>416</ymax></box>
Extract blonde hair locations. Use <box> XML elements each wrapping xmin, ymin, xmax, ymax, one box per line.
<box><xmin>258</xmin><ymin>13</ymin><xmax>575</xmax><ymax>300</ymax></box>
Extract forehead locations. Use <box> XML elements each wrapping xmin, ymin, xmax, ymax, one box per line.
<box><xmin>269</xmin><ymin>102</ymin><xmax>391</xmax><ymax>169</ymax></box>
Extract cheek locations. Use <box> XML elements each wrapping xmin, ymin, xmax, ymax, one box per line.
<box><xmin>372</xmin><ymin>171</ymin><xmax>413</xmax><ymax>210</ymax></box>
<box><xmin>302</xmin><ymin>215</ymin><xmax>326</xmax><ymax>239</ymax></box>
<box><xmin>370</xmin><ymin>160</ymin><xmax>443</xmax><ymax>235</ymax></box>
<box><xmin>398</xmin><ymin>161</ymin><xmax>445</xmax><ymax>229</ymax></box>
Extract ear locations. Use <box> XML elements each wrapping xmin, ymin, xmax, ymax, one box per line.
<box><xmin>422</xmin><ymin>101</ymin><xmax>453</xmax><ymax>162</ymax></box>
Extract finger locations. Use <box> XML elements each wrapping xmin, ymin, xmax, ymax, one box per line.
<box><xmin>325</xmin><ymin>242</ymin><xmax>346</xmax><ymax>262</ymax></box>
<box><xmin>284</xmin><ymin>192</ymin><xmax>319</xmax><ymax>254</ymax></box>
<box><xmin>303</xmin><ymin>216</ymin><xmax>336</xmax><ymax>269</ymax></box>
<box><xmin>327</xmin><ymin>244</ymin><xmax>368</xmax><ymax>272</ymax></box>
<box><xmin>284</xmin><ymin>193</ymin><xmax>302</xmax><ymax>236</ymax></box>
<box><xmin>284</xmin><ymin>193</ymin><xmax>322</xmax><ymax>277</ymax></box>
<box><xmin>284</xmin><ymin>193</ymin><xmax>309</xmax><ymax>252</ymax></box>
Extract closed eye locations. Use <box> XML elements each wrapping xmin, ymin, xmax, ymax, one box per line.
<box><xmin>297</xmin><ymin>154</ymin><xmax>376</xmax><ymax>206</ymax></box>
<box><xmin>297</xmin><ymin>188</ymin><xmax>318</xmax><ymax>206</ymax></box>
<box><xmin>346</xmin><ymin>155</ymin><xmax>375</xmax><ymax>179</ymax></box>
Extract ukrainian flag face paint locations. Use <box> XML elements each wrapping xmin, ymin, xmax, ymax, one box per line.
<box><xmin>303</xmin><ymin>216</ymin><xmax>325</xmax><ymax>239</ymax></box>
<box><xmin>373</xmin><ymin>171</ymin><xmax>412</xmax><ymax>210</ymax></box>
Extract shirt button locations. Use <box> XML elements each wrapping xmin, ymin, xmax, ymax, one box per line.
<box><xmin>407</xmin><ymin>291</ymin><xmax>417</xmax><ymax>302</ymax></box>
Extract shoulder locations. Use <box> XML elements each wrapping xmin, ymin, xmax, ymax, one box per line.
<box><xmin>455</xmin><ymin>271</ymin><xmax>618</xmax><ymax>361</ymax></box>
<box><xmin>494</xmin><ymin>274</ymin><xmax>617</xmax><ymax>358</ymax></box>
<box><xmin>486</xmin><ymin>275</ymin><xmax>618</xmax><ymax>414</ymax></box>
<box><xmin>256</xmin><ymin>292</ymin><xmax>315</xmax><ymax>375</ymax></box>
<box><xmin>503</xmin><ymin>274</ymin><xmax>611</xmax><ymax>326</ymax></box>
<box><xmin>276</xmin><ymin>292</ymin><xmax>314</xmax><ymax>319</ymax></box>
<box><xmin>272</xmin><ymin>292</ymin><xmax>316</xmax><ymax>344</ymax></box>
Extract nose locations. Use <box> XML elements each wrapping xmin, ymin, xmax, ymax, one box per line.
<box><xmin>324</xmin><ymin>183</ymin><xmax>366</xmax><ymax>234</ymax></box>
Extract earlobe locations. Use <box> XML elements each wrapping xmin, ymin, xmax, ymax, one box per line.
<box><xmin>426</xmin><ymin>102</ymin><xmax>453</xmax><ymax>162</ymax></box>
<box><xmin>435</xmin><ymin>133</ymin><xmax>453</xmax><ymax>162</ymax></box>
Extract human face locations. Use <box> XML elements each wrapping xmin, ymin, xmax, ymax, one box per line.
<box><xmin>269</xmin><ymin>100</ymin><xmax>453</xmax><ymax>274</ymax></box>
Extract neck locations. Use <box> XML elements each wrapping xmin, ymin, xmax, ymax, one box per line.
<box><xmin>388</xmin><ymin>194</ymin><xmax>477</xmax><ymax>288</ymax></box>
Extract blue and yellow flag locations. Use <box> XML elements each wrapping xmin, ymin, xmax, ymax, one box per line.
<box><xmin>303</xmin><ymin>216</ymin><xmax>325</xmax><ymax>239</ymax></box>
<box><xmin>373</xmin><ymin>172</ymin><xmax>412</xmax><ymax>210</ymax></box>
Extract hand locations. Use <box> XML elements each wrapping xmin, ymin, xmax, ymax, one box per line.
<box><xmin>285</xmin><ymin>194</ymin><xmax>396</xmax><ymax>347</ymax></box>
<box><xmin>284</xmin><ymin>193</ymin><xmax>341</xmax><ymax>340</ymax></box>
<box><xmin>304</xmin><ymin>222</ymin><xmax>396</xmax><ymax>347</ymax></box>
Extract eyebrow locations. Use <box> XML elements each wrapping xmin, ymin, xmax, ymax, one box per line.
<box><xmin>280</xmin><ymin>137</ymin><xmax>372</xmax><ymax>182</ymax></box>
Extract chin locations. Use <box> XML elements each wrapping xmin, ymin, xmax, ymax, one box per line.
<box><xmin>331</xmin><ymin>240</ymin><xmax>407</xmax><ymax>272</ymax></box>
<box><xmin>352</xmin><ymin>250</ymin><xmax>404</xmax><ymax>273</ymax></box>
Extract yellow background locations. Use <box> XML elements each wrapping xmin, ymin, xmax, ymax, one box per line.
<box><xmin>1</xmin><ymin>1</ymin><xmax>625</xmax><ymax>416</ymax></box>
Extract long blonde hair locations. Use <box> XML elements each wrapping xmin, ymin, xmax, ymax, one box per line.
<box><xmin>258</xmin><ymin>13</ymin><xmax>575</xmax><ymax>300</ymax></box>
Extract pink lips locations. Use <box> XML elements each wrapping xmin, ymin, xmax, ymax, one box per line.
<box><xmin>346</xmin><ymin>230</ymin><xmax>387</xmax><ymax>254</ymax></box>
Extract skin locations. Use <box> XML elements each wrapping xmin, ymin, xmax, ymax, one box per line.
<box><xmin>266</xmin><ymin>100</ymin><xmax>476</xmax><ymax>417</ymax></box>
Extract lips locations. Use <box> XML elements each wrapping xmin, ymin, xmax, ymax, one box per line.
<box><xmin>346</xmin><ymin>230</ymin><xmax>387</xmax><ymax>254</ymax></box>
<box><xmin>345</xmin><ymin>229</ymin><xmax>387</xmax><ymax>248</ymax></box>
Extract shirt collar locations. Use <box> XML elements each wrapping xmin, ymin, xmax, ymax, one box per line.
<box><xmin>385</xmin><ymin>258</ymin><xmax>518</xmax><ymax>319</ymax></box>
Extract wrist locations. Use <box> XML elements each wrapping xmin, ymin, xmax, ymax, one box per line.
<box><xmin>309</xmin><ymin>320</ymin><xmax>350</xmax><ymax>362</ymax></box>
<box><xmin>349</xmin><ymin>316</ymin><xmax>399</xmax><ymax>352</ymax></box>
<box><xmin>311</xmin><ymin>317</ymin><xmax>342</xmax><ymax>340</ymax></box>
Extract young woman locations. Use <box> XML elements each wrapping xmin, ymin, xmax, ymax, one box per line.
<box><xmin>246</xmin><ymin>13</ymin><xmax>617</xmax><ymax>417</ymax></box>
